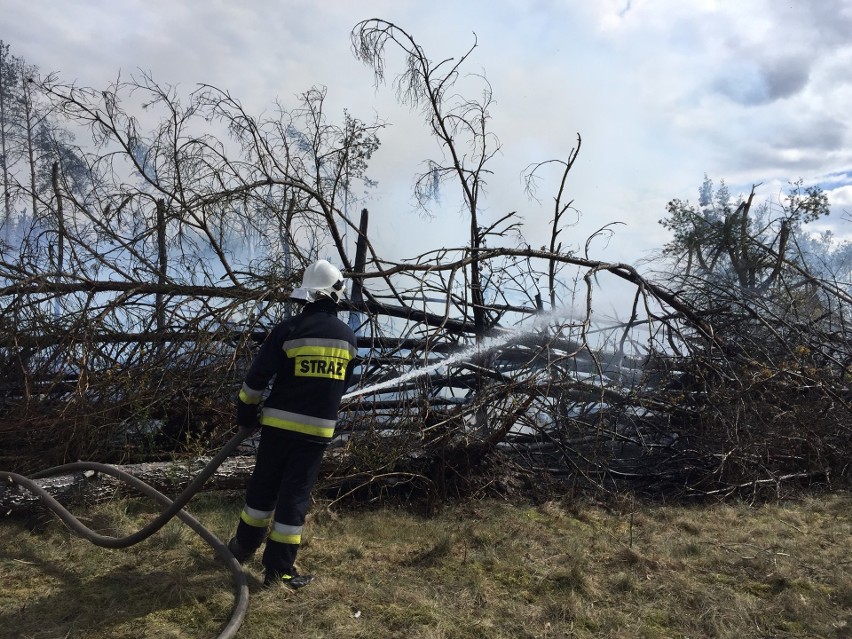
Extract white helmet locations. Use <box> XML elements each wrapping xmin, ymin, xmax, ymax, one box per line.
<box><xmin>290</xmin><ymin>259</ymin><xmax>346</xmax><ymax>303</ymax></box>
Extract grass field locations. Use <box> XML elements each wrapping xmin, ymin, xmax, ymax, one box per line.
<box><xmin>2</xmin><ymin>490</ymin><xmax>850</xmax><ymax>639</ymax></box>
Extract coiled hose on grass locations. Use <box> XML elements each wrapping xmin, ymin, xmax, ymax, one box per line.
<box><xmin>0</xmin><ymin>426</ymin><xmax>253</xmax><ymax>639</ymax></box>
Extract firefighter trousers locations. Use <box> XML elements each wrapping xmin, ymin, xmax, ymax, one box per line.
<box><xmin>235</xmin><ymin>426</ymin><xmax>326</xmax><ymax>574</ymax></box>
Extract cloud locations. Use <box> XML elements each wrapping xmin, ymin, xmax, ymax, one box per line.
<box><xmin>778</xmin><ymin>118</ymin><xmax>847</xmax><ymax>153</ymax></box>
<box><xmin>713</xmin><ymin>56</ymin><xmax>811</xmax><ymax>106</ymax></box>
<box><xmin>3</xmin><ymin>0</ymin><xmax>851</xmax><ymax>267</ymax></box>
<box><xmin>826</xmin><ymin>184</ymin><xmax>852</xmax><ymax>214</ymax></box>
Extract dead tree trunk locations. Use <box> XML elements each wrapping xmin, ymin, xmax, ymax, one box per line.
<box><xmin>1</xmin><ymin>455</ymin><xmax>258</xmax><ymax>516</ymax></box>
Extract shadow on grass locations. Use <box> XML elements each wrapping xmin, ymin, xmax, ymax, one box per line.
<box><xmin>0</xmin><ymin>540</ymin><xmax>245</xmax><ymax>639</ymax></box>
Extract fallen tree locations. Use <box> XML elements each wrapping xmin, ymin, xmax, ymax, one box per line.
<box><xmin>2</xmin><ymin>21</ymin><xmax>851</xmax><ymax>505</ymax></box>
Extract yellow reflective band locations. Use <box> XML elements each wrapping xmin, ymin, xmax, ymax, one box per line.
<box><xmin>283</xmin><ymin>338</ymin><xmax>357</xmax><ymax>359</ymax></box>
<box><xmin>269</xmin><ymin>530</ymin><xmax>302</xmax><ymax>544</ymax></box>
<box><xmin>240</xmin><ymin>505</ymin><xmax>273</xmax><ymax>528</ymax></box>
<box><xmin>269</xmin><ymin>523</ymin><xmax>303</xmax><ymax>545</ymax></box>
<box><xmin>285</xmin><ymin>345</ymin><xmax>355</xmax><ymax>360</ymax></box>
<box><xmin>238</xmin><ymin>389</ymin><xmax>256</xmax><ymax>404</ymax></box>
<box><xmin>239</xmin><ymin>383</ymin><xmax>264</xmax><ymax>405</ymax></box>
<box><xmin>260</xmin><ymin>415</ymin><xmax>335</xmax><ymax>438</ymax></box>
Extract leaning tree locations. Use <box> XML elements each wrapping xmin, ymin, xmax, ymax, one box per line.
<box><xmin>4</xmin><ymin>25</ymin><xmax>847</xmax><ymax>503</ymax></box>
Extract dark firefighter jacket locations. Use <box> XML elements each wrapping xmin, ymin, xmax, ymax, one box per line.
<box><xmin>237</xmin><ymin>299</ymin><xmax>358</xmax><ymax>442</ymax></box>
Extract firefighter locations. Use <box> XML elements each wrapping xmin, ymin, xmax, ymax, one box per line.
<box><xmin>228</xmin><ymin>259</ymin><xmax>358</xmax><ymax>589</ymax></box>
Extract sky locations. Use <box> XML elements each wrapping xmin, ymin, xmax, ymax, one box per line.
<box><xmin>4</xmin><ymin>0</ymin><xmax>852</xmax><ymax>275</ymax></box>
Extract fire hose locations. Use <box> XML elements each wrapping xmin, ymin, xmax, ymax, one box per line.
<box><xmin>0</xmin><ymin>426</ymin><xmax>254</xmax><ymax>639</ymax></box>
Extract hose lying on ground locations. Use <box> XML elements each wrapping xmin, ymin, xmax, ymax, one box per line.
<box><xmin>0</xmin><ymin>426</ymin><xmax>253</xmax><ymax>639</ymax></box>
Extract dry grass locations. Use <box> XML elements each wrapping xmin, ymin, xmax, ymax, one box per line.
<box><xmin>2</xmin><ymin>490</ymin><xmax>851</xmax><ymax>639</ymax></box>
